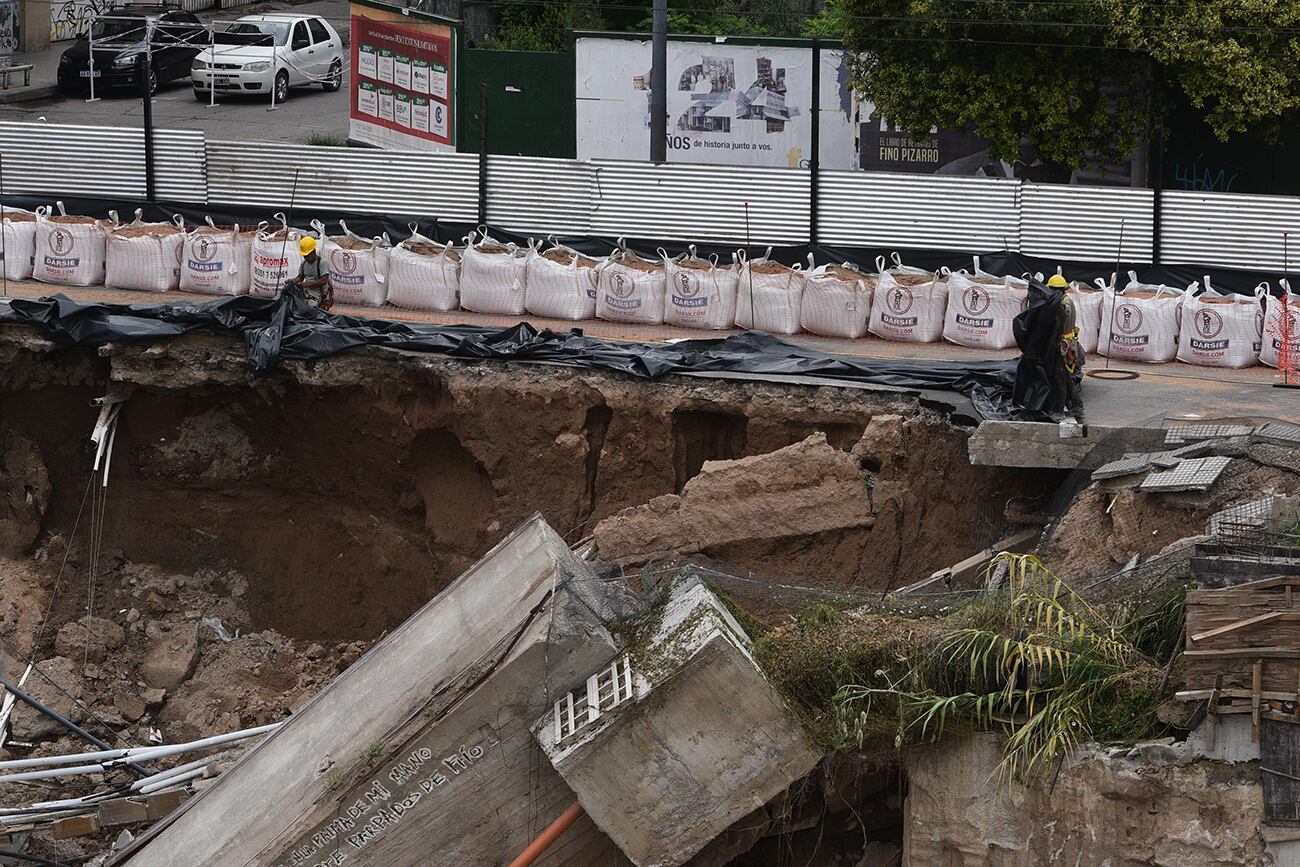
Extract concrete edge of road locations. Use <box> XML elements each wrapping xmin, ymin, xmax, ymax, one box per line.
<box><xmin>0</xmin><ymin>85</ymin><xmax>60</xmax><ymax>104</ymax></box>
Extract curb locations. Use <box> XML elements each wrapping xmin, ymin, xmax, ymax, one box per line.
<box><xmin>0</xmin><ymin>85</ymin><xmax>60</xmax><ymax>104</ymax></box>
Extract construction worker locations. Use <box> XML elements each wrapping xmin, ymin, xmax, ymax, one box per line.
<box><xmin>1046</xmin><ymin>274</ymin><xmax>1084</xmax><ymax>415</ymax></box>
<box><xmin>285</xmin><ymin>236</ymin><xmax>333</xmax><ymax>311</ymax></box>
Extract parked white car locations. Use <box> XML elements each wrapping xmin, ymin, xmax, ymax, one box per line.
<box><xmin>190</xmin><ymin>13</ymin><xmax>343</xmax><ymax>103</ymax></box>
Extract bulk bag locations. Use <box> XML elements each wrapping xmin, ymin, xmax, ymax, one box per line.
<box><xmin>801</xmin><ymin>259</ymin><xmax>873</xmax><ymax>338</ymax></box>
<box><xmin>868</xmin><ymin>255</ymin><xmax>947</xmax><ymax>343</ymax></box>
<box><xmin>1176</xmin><ymin>279</ymin><xmax>1263</xmax><ymax>369</ymax></box>
<box><xmin>942</xmin><ymin>257</ymin><xmax>1027</xmax><ymax>350</ymax></box>
<box><xmin>663</xmin><ymin>245</ymin><xmax>738</xmax><ymax>330</ymax></box>
<box><xmin>251</xmin><ymin>213</ymin><xmax>305</xmax><ymax>299</ymax></box>
<box><xmin>460</xmin><ymin>231</ymin><xmax>527</xmax><ymax>315</ymax></box>
<box><xmin>387</xmin><ymin>226</ymin><xmax>460</xmax><ymax>312</ymax></box>
<box><xmin>33</xmin><ymin>202</ymin><xmax>115</xmax><ymax>286</ymax></box>
<box><xmin>596</xmin><ymin>244</ymin><xmax>666</xmax><ymax>324</ymax></box>
<box><xmin>1070</xmin><ymin>280</ymin><xmax>1106</xmax><ymax>354</ymax></box>
<box><xmin>735</xmin><ymin>248</ymin><xmax>803</xmax><ymax>335</ymax></box>
<box><xmin>316</xmin><ymin>220</ymin><xmax>389</xmax><ymax>308</ymax></box>
<box><xmin>0</xmin><ymin>207</ymin><xmax>37</xmax><ymax>281</ymax></box>
<box><xmin>1262</xmin><ymin>281</ymin><xmax>1300</xmax><ymax>369</ymax></box>
<box><xmin>105</xmin><ymin>211</ymin><xmax>185</xmax><ymax>292</ymax></box>
<box><xmin>180</xmin><ymin>218</ymin><xmax>255</xmax><ymax>296</ymax></box>
<box><xmin>524</xmin><ymin>239</ymin><xmax>599</xmax><ymax>320</ymax></box>
<box><xmin>1098</xmin><ymin>274</ymin><xmax>1183</xmax><ymax>363</ymax></box>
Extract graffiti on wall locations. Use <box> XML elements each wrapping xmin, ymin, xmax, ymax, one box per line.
<box><xmin>51</xmin><ymin>0</ymin><xmax>111</xmax><ymax>43</ymax></box>
<box><xmin>0</xmin><ymin>0</ymin><xmax>17</xmax><ymax>56</ymax></box>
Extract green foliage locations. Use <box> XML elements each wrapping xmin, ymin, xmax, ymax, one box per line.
<box><xmin>832</xmin><ymin>553</ymin><xmax>1179</xmax><ymax>781</ymax></box>
<box><xmin>480</xmin><ymin>1</ymin><xmax>607</xmax><ymax>52</ymax></box>
<box><xmin>305</xmin><ymin>134</ymin><xmax>347</xmax><ymax>147</ymax></box>
<box><xmin>834</xmin><ymin>0</ymin><xmax>1300</xmax><ymax>171</ymax></box>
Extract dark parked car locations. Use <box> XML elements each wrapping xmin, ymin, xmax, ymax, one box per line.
<box><xmin>57</xmin><ymin>5</ymin><xmax>205</xmax><ymax>96</ymax></box>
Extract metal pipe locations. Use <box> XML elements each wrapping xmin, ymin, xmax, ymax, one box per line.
<box><xmin>0</xmin><ymin>763</ymin><xmax>107</xmax><ymax>785</ymax></box>
<box><xmin>478</xmin><ymin>80</ymin><xmax>488</xmax><ymax>226</ymax></box>
<box><xmin>507</xmin><ymin>801</ymin><xmax>584</xmax><ymax>867</ymax></box>
<box><xmin>138</xmin><ymin>50</ymin><xmax>155</xmax><ymax>202</ymax></box>
<box><xmin>130</xmin><ymin>756</ymin><xmax>210</xmax><ymax>792</ymax></box>
<box><xmin>139</xmin><ymin>765</ymin><xmax>206</xmax><ymax>795</ymax></box>
<box><xmin>0</xmin><ymin>721</ymin><xmax>279</xmax><ymax>773</ymax></box>
<box><xmin>649</xmin><ymin>0</ymin><xmax>667</xmax><ymax>162</ymax></box>
<box><xmin>0</xmin><ymin>849</ymin><xmax>75</xmax><ymax>866</ymax></box>
<box><xmin>809</xmin><ymin>35</ymin><xmax>821</xmax><ymax>250</ymax></box>
<box><xmin>0</xmin><ymin>676</ymin><xmax>149</xmax><ymax>777</ymax></box>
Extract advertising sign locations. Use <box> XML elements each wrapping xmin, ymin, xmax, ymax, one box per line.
<box><xmin>576</xmin><ymin>37</ymin><xmax>857</xmax><ymax>169</ymax></box>
<box><xmin>350</xmin><ymin>7</ymin><xmax>454</xmax><ymax>151</ymax></box>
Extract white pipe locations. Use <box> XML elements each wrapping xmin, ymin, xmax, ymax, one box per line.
<box><xmin>139</xmin><ymin>765</ymin><xmax>206</xmax><ymax>795</ymax></box>
<box><xmin>0</xmin><ymin>762</ymin><xmax>107</xmax><ymax>785</ymax></box>
<box><xmin>0</xmin><ymin>721</ymin><xmax>281</xmax><ymax>773</ymax></box>
<box><xmin>129</xmin><ymin>756</ymin><xmax>209</xmax><ymax>792</ymax></box>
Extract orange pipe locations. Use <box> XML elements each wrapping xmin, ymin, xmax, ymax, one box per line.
<box><xmin>508</xmin><ymin>801</ymin><xmax>585</xmax><ymax>867</ymax></box>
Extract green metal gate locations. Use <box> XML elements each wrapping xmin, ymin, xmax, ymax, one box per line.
<box><xmin>457</xmin><ymin>48</ymin><xmax>575</xmax><ymax>158</ymax></box>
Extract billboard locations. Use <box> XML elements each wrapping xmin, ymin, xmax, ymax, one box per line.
<box><xmin>576</xmin><ymin>37</ymin><xmax>857</xmax><ymax>169</ymax></box>
<box><xmin>350</xmin><ymin>5</ymin><xmax>454</xmax><ymax>151</ymax></box>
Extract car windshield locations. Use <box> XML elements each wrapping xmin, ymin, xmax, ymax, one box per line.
<box><xmin>89</xmin><ymin>15</ymin><xmax>148</xmax><ymax>41</ymax></box>
<box><xmin>222</xmin><ymin>21</ymin><xmax>288</xmax><ymax>46</ymax></box>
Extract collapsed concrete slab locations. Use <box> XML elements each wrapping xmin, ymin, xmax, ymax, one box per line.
<box><xmin>534</xmin><ymin>578</ymin><xmax>822</xmax><ymax>867</ymax></box>
<box><xmin>112</xmin><ymin>514</ymin><xmax>635</xmax><ymax>867</ymax></box>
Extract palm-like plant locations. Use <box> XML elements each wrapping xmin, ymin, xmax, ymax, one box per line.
<box><xmin>836</xmin><ymin>553</ymin><xmax>1167</xmax><ymax>781</ymax></box>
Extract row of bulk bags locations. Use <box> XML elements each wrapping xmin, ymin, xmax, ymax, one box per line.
<box><xmin>387</xmin><ymin>226</ymin><xmax>460</xmax><ymax>312</ymax></box>
<box><xmin>868</xmin><ymin>256</ymin><xmax>947</xmax><ymax>343</ymax></box>
<box><xmin>181</xmin><ymin>219</ymin><xmax>257</xmax><ymax>296</ymax></box>
<box><xmin>1175</xmin><ymin>278</ymin><xmax>1263</xmax><ymax>369</ymax></box>
<box><xmin>34</xmin><ymin>203</ymin><xmax>117</xmax><ymax>287</ymax></box>
<box><xmin>315</xmin><ymin>220</ymin><xmax>390</xmax><ymax>308</ymax></box>
<box><xmin>1262</xmin><ymin>280</ymin><xmax>1300</xmax><ymax>369</ymax></box>
<box><xmin>1</xmin><ymin>207</ymin><xmax>37</xmax><ymax>280</ymax></box>
<box><xmin>105</xmin><ymin>211</ymin><xmax>186</xmax><ymax>292</ymax></box>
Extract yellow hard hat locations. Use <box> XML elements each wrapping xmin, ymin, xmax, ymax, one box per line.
<box><xmin>1047</xmin><ymin>274</ymin><xmax>1068</xmax><ymax>289</ymax></box>
<box><xmin>299</xmin><ymin>236</ymin><xmax>318</xmax><ymax>256</ymax></box>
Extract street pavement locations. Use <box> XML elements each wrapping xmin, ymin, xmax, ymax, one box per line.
<box><xmin>1</xmin><ymin>0</ymin><xmax>351</xmax><ymax>143</ymax></box>
<box><xmin>0</xmin><ymin>280</ymin><xmax>1292</xmax><ymax>428</ymax></box>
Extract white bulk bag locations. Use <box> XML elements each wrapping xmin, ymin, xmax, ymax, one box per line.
<box><xmin>33</xmin><ymin>202</ymin><xmax>115</xmax><ymax>287</ymax></box>
<box><xmin>0</xmin><ymin>207</ymin><xmax>37</xmax><ymax>281</ymax></box>
<box><xmin>316</xmin><ymin>220</ymin><xmax>389</xmax><ymax>308</ymax></box>
<box><xmin>105</xmin><ymin>211</ymin><xmax>185</xmax><ymax>292</ymax></box>
<box><xmin>735</xmin><ymin>248</ymin><xmax>803</xmax><ymax>335</ymax></box>
<box><xmin>251</xmin><ymin>213</ymin><xmax>305</xmax><ymax>299</ymax></box>
<box><xmin>1176</xmin><ymin>279</ymin><xmax>1263</xmax><ymax>369</ymax></box>
<box><xmin>524</xmin><ymin>239</ymin><xmax>599</xmax><ymax>320</ymax></box>
<box><xmin>1098</xmin><ymin>273</ymin><xmax>1183</xmax><ymax>363</ymax></box>
<box><xmin>459</xmin><ymin>231</ymin><xmax>527</xmax><ymax>315</ymax></box>
<box><xmin>942</xmin><ymin>257</ymin><xmax>1027</xmax><ymax>350</ymax></box>
<box><xmin>868</xmin><ymin>255</ymin><xmax>947</xmax><ymax>343</ymax></box>
<box><xmin>1070</xmin><ymin>280</ymin><xmax>1106</xmax><ymax>354</ymax></box>
<box><xmin>1261</xmin><ymin>281</ymin><xmax>1300</xmax><ymax>369</ymax></box>
<box><xmin>596</xmin><ymin>245</ymin><xmax>666</xmax><ymax>324</ymax></box>
<box><xmin>663</xmin><ymin>245</ymin><xmax>739</xmax><ymax>330</ymax></box>
<box><xmin>181</xmin><ymin>218</ymin><xmax>255</xmax><ymax>296</ymax></box>
<box><xmin>387</xmin><ymin>225</ymin><xmax>460</xmax><ymax>311</ymax></box>
<box><xmin>800</xmin><ymin>259</ymin><xmax>873</xmax><ymax>338</ymax></box>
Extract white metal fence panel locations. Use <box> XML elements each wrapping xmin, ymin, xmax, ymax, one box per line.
<box><xmin>205</xmin><ymin>140</ymin><xmax>479</xmax><ymax>221</ymax></box>
<box><xmin>485</xmin><ymin>156</ymin><xmax>593</xmax><ymax>237</ymax></box>
<box><xmin>818</xmin><ymin>170</ymin><xmax>1021</xmax><ymax>252</ymax></box>
<box><xmin>1020</xmin><ymin>184</ymin><xmax>1153</xmax><ymax>262</ymax></box>
<box><xmin>590</xmin><ymin>160</ymin><xmax>810</xmax><ymax>244</ymax></box>
<box><xmin>1163</xmin><ymin>190</ymin><xmax>1300</xmax><ymax>270</ymax></box>
<box><xmin>0</xmin><ymin>122</ymin><xmax>205</xmax><ymax>202</ymax></box>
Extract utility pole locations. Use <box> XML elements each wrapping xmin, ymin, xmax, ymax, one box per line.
<box><xmin>809</xmin><ymin>36</ymin><xmax>820</xmax><ymax>250</ymax></box>
<box><xmin>137</xmin><ymin>51</ymin><xmax>155</xmax><ymax>202</ymax></box>
<box><xmin>649</xmin><ymin>0</ymin><xmax>667</xmax><ymax>163</ymax></box>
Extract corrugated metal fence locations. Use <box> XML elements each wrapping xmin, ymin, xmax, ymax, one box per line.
<box><xmin>1</xmin><ymin>121</ymin><xmax>1297</xmax><ymax>269</ymax></box>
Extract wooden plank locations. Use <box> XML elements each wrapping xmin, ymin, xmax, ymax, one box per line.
<box><xmin>145</xmin><ymin>789</ymin><xmax>187</xmax><ymax>820</ymax></box>
<box><xmin>52</xmin><ymin>815</ymin><xmax>101</xmax><ymax>840</ymax></box>
<box><xmin>1207</xmin><ymin>674</ymin><xmax>1223</xmax><ymax>750</ymax></box>
<box><xmin>98</xmin><ymin>798</ymin><xmax>148</xmax><ymax>827</ymax></box>
<box><xmin>1185</xmin><ymin>648</ymin><xmax>1300</xmax><ymax>659</ymax></box>
<box><xmin>1191</xmin><ymin>611</ymin><xmax>1290</xmax><ymax>643</ymax></box>
<box><xmin>1255</xmin><ymin>660</ymin><xmax>1265</xmax><ymax>742</ymax></box>
<box><xmin>1178</xmin><ymin>687</ymin><xmax>1300</xmax><ymax>702</ymax></box>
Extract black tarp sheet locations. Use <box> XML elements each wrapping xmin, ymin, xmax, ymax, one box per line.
<box><xmin>3</xmin><ymin>193</ymin><xmax>1293</xmax><ymax>296</ymax></box>
<box><xmin>1</xmin><ymin>290</ymin><xmax>1036</xmax><ymax>421</ymax></box>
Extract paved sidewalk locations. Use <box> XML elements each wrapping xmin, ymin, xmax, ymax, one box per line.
<box><xmin>0</xmin><ymin>279</ymin><xmax>1292</xmax><ymax>428</ymax></box>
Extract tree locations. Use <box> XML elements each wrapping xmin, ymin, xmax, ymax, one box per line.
<box><xmin>834</xmin><ymin>0</ymin><xmax>1300</xmax><ymax>173</ymax></box>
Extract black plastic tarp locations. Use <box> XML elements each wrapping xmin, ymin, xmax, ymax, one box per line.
<box><xmin>2</xmin><ymin>291</ymin><xmax>1035</xmax><ymax>421</ymax></box>
<box><xmin>3</xmin><ymin>193</ymin><xmax>1292</xmax><ymax>296</ymax></box>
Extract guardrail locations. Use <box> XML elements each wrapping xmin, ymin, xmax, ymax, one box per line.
<box><xmin>0</xmin><ymin>120</ymin><xmax>1295</xmax><ymax>268</ymax></box>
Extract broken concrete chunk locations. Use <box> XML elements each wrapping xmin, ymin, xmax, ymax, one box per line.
<box><xmin>54</xmin><ymin>616</ymin><xmax>127</xmax><ymax>665</ymax></box>
<box><xmin>113</xmin><ymin>689</ymin><xmax>148</xmax><ymax>722</ymax></box>
<box><xmin>140</xmin><ymin>621</ymin><xmax>201</xmax><ymax>690</ymax></box>
<box><xmin>593</xmin><ymin>433</ymin><xmax>873</xmax><ymax>564</ymax></box>
<box><xmin>9</xmin><ymin>656</ymin><xmax>86</xmax><ymax>741</ymax></box>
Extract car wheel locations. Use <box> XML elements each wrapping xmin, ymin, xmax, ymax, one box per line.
<box><xmin>193</xmin><ymin>87</ymin><xmax>206</xmax><ymax>102</ymax></box>
<box><xmin>147</xmin><ymin>65</ymin><xmax>158</xmax><ymax>96</ymax></box>
<box><xmin>323</xmin><ymin>60</ymin><xmax>341</xmax><ymax>92</ymax></box>
<box><xmin>273</xmin><ymin>70</ymin><xmax>289</xmax><ymax>104</ymax></box>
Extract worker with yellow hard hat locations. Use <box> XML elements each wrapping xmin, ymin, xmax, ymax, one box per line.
<box><xmin>285</xmin><ymin>235</ymin><xmax>333</xmax><ymax>311</ymax></box>
<box><xmin>1046</xmin><ymin>273</ymin><xmax>1084</xmax><ymax>414</ymax></box>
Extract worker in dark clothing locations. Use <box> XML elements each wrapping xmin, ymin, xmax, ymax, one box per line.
<box><xmin>1012</xmin><ymin>274</ymin><xmax>1084</xmax><ymax>420</ymax></box>
<box><xmin>1047</xmin><ymin>274</ymin><xmax>1085</xmax><ymax>416</ymax></box>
